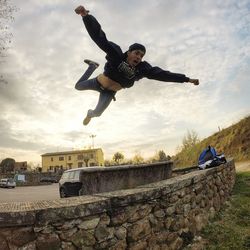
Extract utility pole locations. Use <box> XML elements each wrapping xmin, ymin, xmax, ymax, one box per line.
<box><xmin>89</xmin><ymin>135</ymin><xmax>96</xmax><ymax>149</ymax></box>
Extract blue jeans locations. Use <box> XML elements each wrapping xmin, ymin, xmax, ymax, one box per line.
<box><xmin>75</xmin><ymin>64</ymin><xmax>116</xmax><ymax>118</ymax></box>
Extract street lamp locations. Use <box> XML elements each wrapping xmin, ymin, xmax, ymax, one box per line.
<box><xmin>89</xmin><ymin>135</ymin><xmax>96</xmax><ymax>149</ymax></box>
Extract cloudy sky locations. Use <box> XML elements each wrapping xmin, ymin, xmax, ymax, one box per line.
<box><xmin>0</xmin><ymin>0</ymin><xmax>249</xmax><ymax>164</ymax></box>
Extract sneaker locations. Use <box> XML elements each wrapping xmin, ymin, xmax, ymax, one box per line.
<box><xmin>83</xmin><ymin>115</ymin><xmax>91</xmax><ymax>126</ymax></box>
<box><xmin>84</xmin><ymin>59</ymin><xmax>100</xmax><ymax>69</ymax></box>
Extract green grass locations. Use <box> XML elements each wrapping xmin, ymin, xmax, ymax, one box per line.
<box><xmin>201</xmin><ymin>172</ymin><xmax>250</xmax><ymax>250</ymax></box>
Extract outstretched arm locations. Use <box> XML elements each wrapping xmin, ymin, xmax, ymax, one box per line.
<box><xmin>75</xmin><ymin>6</ymin><xmax>121</xmax><ymax>58</ymax></box>
<box><xmin>142</xmin><ymin>62</ymin><xmax>199</xmax><ymax>85</ymax></box>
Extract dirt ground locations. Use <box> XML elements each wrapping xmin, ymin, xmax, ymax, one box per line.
<box><xmin>235</xmin><ymin>161</ymin><xmax>250</xmax><ymax>172</ymax></box>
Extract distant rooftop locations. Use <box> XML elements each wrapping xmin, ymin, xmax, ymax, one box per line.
<box><xmin>41</xmin><ymin>148</ymin><xmax>103</xmax><ymax>157</ymax></box>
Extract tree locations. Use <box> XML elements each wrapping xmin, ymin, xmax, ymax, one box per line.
<box><xmin>158</xmin><ymin>150</ymin><xmax>170</xmax><ymax>161</ymax></box>
<box><xmin>34</xmin><ymin>164</ymin><xmax>42</xmax><ymax>173</ymax></box>
<box><xmin>0</xmin><ymin>0</ymin><xmax>17</xmax><ymax>83</ymax></box>
<box><xmin>104</xmin><ymin>159</ymin><xmax>112</xmax><ymax>166</ymax></box>
<box><xmin>0</xmin><ymin>157</ymin><xmax>15</xmax><ymax>173</ymax></box>
<box><xmin>28</xmin><ymin>162</ymin><xmax>41</xmax><ymax>172</ymax></box>
<box><xmin>112</xmin><ymin>152</ymin><xmax>124</xmax><ymax>165</ymax></box>
<box><xmin>83</xmin><ymin>155</ymin><xmax>90</xmax><ymax>167</ymax></box>
<box><xmin>132</xmin><ymin>153</ymin><xmax>144</xmax><ymax>165</ymax></box>
<box><xmin>182</xmin><ymin>130</ymin><xmax>200</xmax><ymax>150</ymax></box>
<box><xmin>150</xmin><ymin>150</ymin><xmax>171</xmax><ymax>163</ymax></box>
<box><xmin>173</xmin><ymin>130</ymin><xmax>201</xmax><ymax>167</ymax></box>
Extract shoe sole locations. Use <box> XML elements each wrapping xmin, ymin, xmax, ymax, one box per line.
<box><xmin>84</xmin><ymin>59</ymin><xmax>99</xmax><ymax>68</ymax></box>
<box><xmin>83</xmin><ymin>116</ymin><xmax>91</xmax><ymax>126</ymax></box>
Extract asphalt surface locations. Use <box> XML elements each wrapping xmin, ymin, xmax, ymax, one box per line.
<box><xmin>0</xmin><ymin>183</ymin><xmax>60</xmax><ymax>202</ymax></box>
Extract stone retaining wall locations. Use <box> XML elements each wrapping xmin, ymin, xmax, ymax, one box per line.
<box><xmin>0</xmin><ymin>160</ymin><xmax>235</xmax><ymax>250</ymax></box>
<box><xmin>79</xmin><ymin>161</ymin><xmax>172</xmax><ymax>195</ymax></box>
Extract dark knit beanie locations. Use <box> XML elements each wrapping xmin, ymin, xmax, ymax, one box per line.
<box><xmin>128</xmin><ymin>43</ymin><xmax>146</xmax><ymax>53</ymax></box>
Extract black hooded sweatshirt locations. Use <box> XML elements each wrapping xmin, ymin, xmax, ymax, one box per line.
<box><xmin>82</xmin><ymin>15</ymin><xmax>190</xmax><ymax>88</ymax></box>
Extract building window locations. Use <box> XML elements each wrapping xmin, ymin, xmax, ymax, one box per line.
<box><xmin>78</xmin><ymin>162</ymin><xmax>83</xmax><ymax>168</ymax></box>
<box><xmin>78</xmin><ymin>155</ymin><xmax>83</xmax><ymax>160</ymax></box>
<box><xmin>59</xmin><ymin>156</ymin><xmax>64</xmax><ymax>161</ymax></box>
<box><xmin>51</xmin><ymin>157</ymin><xmax>53</xmax><ymax>162</ymax></box>
<box><xmin>90</xmin><ymin>154</ymin><xmax>94</xmax><ymax>159</ymax></box>
<box><xmin>68</xmin><ymin>156</ymin><xmax>71</xmax><ymax>161</ymax></box>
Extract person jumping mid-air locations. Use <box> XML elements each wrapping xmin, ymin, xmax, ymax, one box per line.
<box><xmin>74</xmin><ymin>5</ymin><xmax>199</xmax><ymax>126</ymax></box>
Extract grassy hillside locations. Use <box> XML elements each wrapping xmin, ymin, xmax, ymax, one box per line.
<box><xmin>173</xmin><ymin>116</ymin><xmax>250</xmax><ymax>168</ymax></box>
<box><xmin>184</xmin><ymin>171</ymin><xmax>250</xmax><ymax>250</ymax></box>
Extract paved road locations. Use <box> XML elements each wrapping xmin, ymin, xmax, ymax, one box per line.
<box><xmin>0</xmin><ymin>183</ymin><xmax>60</xmax><ymax>202</ymax></box>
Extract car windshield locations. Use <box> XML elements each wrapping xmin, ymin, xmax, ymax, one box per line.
<box><xmin>74</xmin><ymin>170</ymin><xmax>80</xmax><ymax>179</ymax></box>
<box><xmin>61</xmin><ymin>172</ymin><xmax>70</xmax><ymax>179</ymax></box>
<box><xmin>61</xmin><ymin>170</ymin><xmax>81</xmax><ymax>180</ymax></box>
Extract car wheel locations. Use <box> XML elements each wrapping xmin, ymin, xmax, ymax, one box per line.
<box><xmin>60</xmin><ymin>188</ymin><xmax>67</xmax><ymax>198</ymax></box>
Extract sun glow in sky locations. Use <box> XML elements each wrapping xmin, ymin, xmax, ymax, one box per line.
<box><xmin>0</xmin><ymin>0</ymin><xmax>249</xmax><ymax>164</ymax></box>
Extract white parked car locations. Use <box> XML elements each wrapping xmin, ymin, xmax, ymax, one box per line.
<box><xmin>0</xmin><ymin>178</ymin><xmax>16</xmax><ymax>188</ymax></box>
